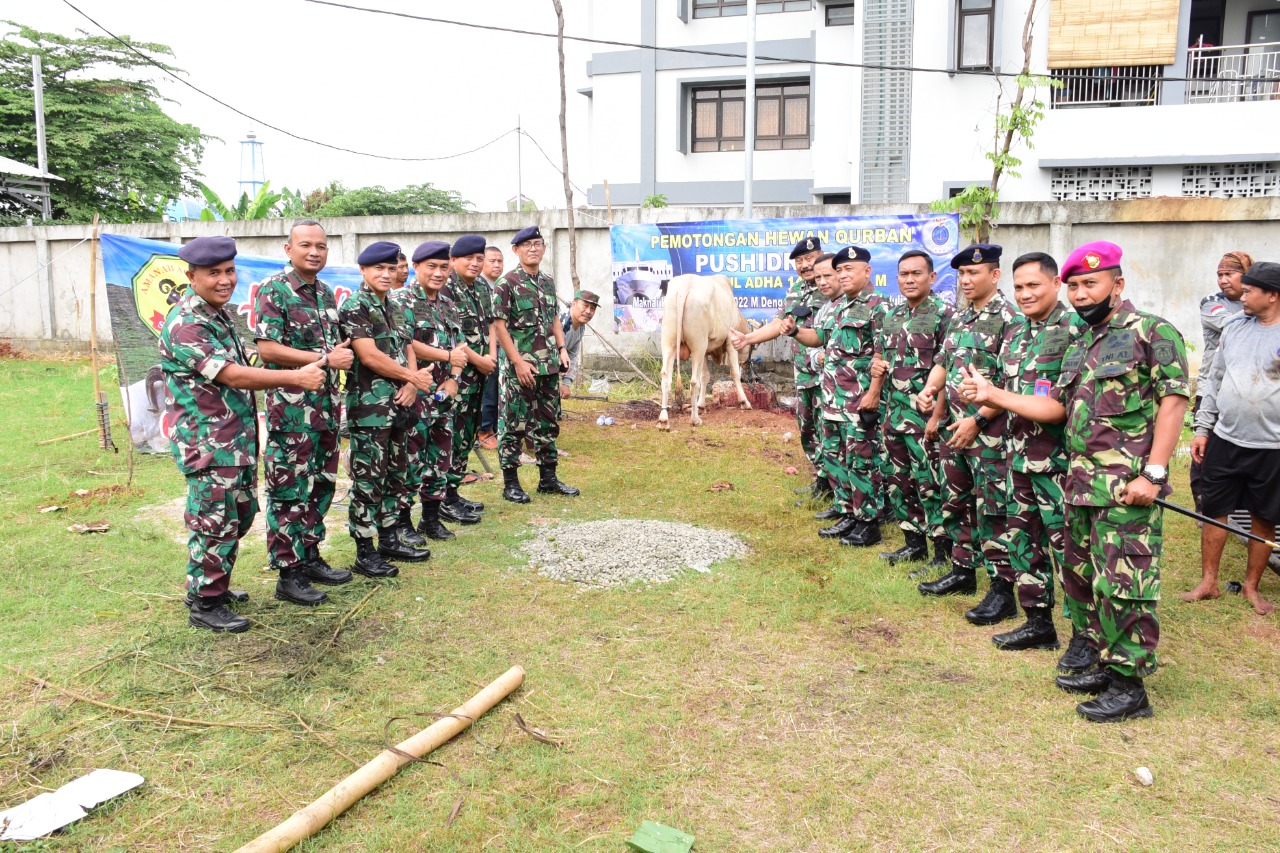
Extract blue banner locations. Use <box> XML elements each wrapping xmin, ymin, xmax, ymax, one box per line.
<box><xmin>608</xmin><ymin>214</ymin><xmax>961</xmax><ymax>332</ymax></box>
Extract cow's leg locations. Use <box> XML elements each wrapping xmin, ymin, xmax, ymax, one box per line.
<box><xmin>688</xmin><ymin>344</ymin><xmax>708</xmax><ymax>426</ymax></box>
<box><xmin>728</xmin><ymin>343</ymin><xmax>753</xmax><ymax>410</ymax></box>
<box><xmin>658</xmin><ymin>347</ymin><xmax>674</xmax><ymax>431</ymax></box>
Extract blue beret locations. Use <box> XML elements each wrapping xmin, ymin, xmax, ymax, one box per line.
<box><xmin>357</xmin><ymin>241</ymin><xmax>401</xmax><ymax>266</ymax></box>
<box><xmin>512</xmin><ymin>225</ymin><xmax>542</xmax><ymax>246</ymax></box>
<box><xmin>412</xmin><ymin>240</ymin><xmax>451</xmax><ymax>263</ymax></box>
<box><xmin>178</xmin><ymin>236</ymin><xmax>237</xmax><ymax>267</ymax></box>
<box><xmin>451</xmin><ymin>234</ymin><xmax>486</xmax><ymax>257</ymax></box>
<box><xmin>789</xmin><ymin>236</ymin><xmax>822</xmax><ymax>259</ymax></box>
<box><xmin>950</xmin><ymin>243</ymin><xmax>1002</xmax><ymax>269</ymax></box>
<box><xmin>832</xmin><ymin>245</ymin><xmax>871</xmax><ymax>265</ymax></box>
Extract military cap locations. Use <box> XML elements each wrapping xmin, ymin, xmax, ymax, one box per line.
<box><xmin>574</xmin><ymin>289</ymin><xmax>601</xmax><ymax>306</ymax></box>
<box><xmin>412</xmin><ymin>240</ymin><xmax>451</xmax><ymax>263</ymax></box>
<box><xmin>1242</xmin><ymin>261</ymin><xmax>1280</xmax><ymax>292</ymax></box>
<box><xmin>512</xmin><ymin>225</ymin><xmax>543</xmax><ymax>246</ymax></box>
<box><xmin>451</xmin><ymin>234</ymin><xmax>486</xmax><ymax>257</ymax></box>
<box><xmin>1061</xmin><ymin>241</ymin><xmax>1122</xmax><ymax>279</ymax></box>
<box><xmin>789</xmin><ymin>236</ymin><xmax>822</xmax><ymax>259</ymax></box>
<box><xmin>178</xmin><ymin>236</ymin><xmax>237</xmax><ymax>267</ymax></box>
<box><xmin>357</xmin><ymin>241</ymin><xmax>401</xmax><ymax>266</ymax></box>
<box><xmin>832</xmin><ymin>245</ymin><xmax>872</xmax><ymax>266</ymax></box>
<box><xmin>950</xmin><ymin>243</ymin><xmax>1002</xmax><ymax>269</ymax></box>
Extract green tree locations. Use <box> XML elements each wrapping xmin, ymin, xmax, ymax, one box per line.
<box><xmin>195</xmin><ymin>180</ymin><xmax>284</xmax><ymax>221</ymax></box>
<box><xmin>303</xmin><ymin>181</ymin><xmax>470</xmax><ymax>217</ymax></box>
<box><xmin>0</xmin><ymin>22</ymin><xmax>206</xmax><ymax>223</ymax></box>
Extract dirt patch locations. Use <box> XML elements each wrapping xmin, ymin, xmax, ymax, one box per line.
<box><xmin>1245</xmin><ymin>623</ymin><xmax>1280</xmax><ymax>643</ymax></box>
<box><xmin>0</xmin><ymin>341</ymin><xmax>27</xmax><ymax>359</ymax></box>
<box><xmin>607</xmin><ymin>399</ymin><xmax>662</xmax><ymax>420</ymax></box>
<box><xmin>851</xmin><ymin>621</ymin><xmax>901</xmax><ymax>647</ymax></box>
<box><xmin>55</xmin><ymin>485</ymin><xmax>138</xmax><ymax>508</ymax></box>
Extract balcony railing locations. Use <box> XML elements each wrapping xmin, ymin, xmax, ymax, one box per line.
<box><xmin>1186</xmin><ymin>42</ymin><xmax>1280</xmax><ymax>103</ymax></box>
<box><xmin>1050</xmin><ymin>65</ymin><xmax>1163</xmax><ymax>108</ymax></box>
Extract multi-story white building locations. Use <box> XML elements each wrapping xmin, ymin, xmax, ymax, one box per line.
<box><xmin>579</xmin><ymin>0</ymin><xmax>1280</xmax><ymax>207</ymax></box>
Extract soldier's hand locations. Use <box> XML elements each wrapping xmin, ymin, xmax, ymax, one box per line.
<box><xmin>438</xmin><ymin>377</ymin><xmax>459</xmax><ymax>399</ymax></box>
<box><xmin>559</xmin><ymin>348</ymin><xmax>571</xmax><ymax>371</ymax></box>
<box><xmin>871</xmin><ymin>357</ymin><xmax>889</xmax><ymax>379</ymax></box>
<box><xmin>514</xmin><ymin>357</ymin><xmax>535</xmax><ymax>388</ymax></box>
<box><xmin>448</xmin><ymin>347</ymin><xmax>468</xmax><ymax>369</ymax></box>
<box><xmin>943</xmin><ymin>416</ymin><xmax>979</xmax><ymax>450</ymax></box>
<box><xmin>1120</xmin><ymin>475</ymin><xmax>1159</xmax><ymax>507</ymax></box>
<box><xmin>916</xmin><ymin>384</ymin><xmax>937</xmax><ymax>412</ymax></box>
<box><xmin>729</xmin><ymin>328</ymin><xmax>749</xmax><ymax>351</ymax></box>
<box><xmin>395</xmin><ymin>382</ymin><xmax>417</xmax><ymax>407</ymax></box>
<box><xmin>411</xmin><ymin>368</ymin><xmax>434</xmax><ymax>392</ymax></box>
<box><xmin>1190</xmin><ymin>434</ymin><xmax>1208</xmax><ymax>464</ymax></box>
<box><xmin>475</xmin><ymin>353</ymin><xmax>497</xmax><ymax>375</ymax></box>
<box><xmin>780</xmin><ymin>317</ymin><xmax>797</xmax><ymax>337</ymax></box>
<box><xmin>859</xmin><ymin>390</ymin><xmax>880</xmax><ymax>412</ymax></box>
<box><xmin>326</xmin><ymin>339</ymin><xmax>354</xmax><ymax>370</ymax></box>
<box><xmin>559</xmin><ymin>383</ymin><xmax>571</xmax><ymax>399</ymax></box>
<box><xmin>924</xmin><ymin>415</ymin><xmax>942</xmax><ymax>441</ymax></box>
<box><xmin>293</xmin><ymin>361</ymin><xmax>326</xmax><ymax>391</ymax></box>
<box><xmin>957</xmin><ymin>364</ymin><xmax>991</xmax><ymax>405</ymax></box>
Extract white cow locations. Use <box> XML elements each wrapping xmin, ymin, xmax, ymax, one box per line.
<box><xmin>657</xmin><ymin>274</ymin><xmax>752</xmax><ymax>429</ymax></box>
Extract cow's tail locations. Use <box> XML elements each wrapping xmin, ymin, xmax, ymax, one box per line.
<box><xmin>673</xmin><ymin>285</ymin><xmax>690</xmax><ymax>402</ymax></box>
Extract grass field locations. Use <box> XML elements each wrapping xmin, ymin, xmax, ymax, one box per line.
<box><xmin>2</xmin><ymin>357</ymin><xmax>1279</xmax><ymax>852</ymax></box>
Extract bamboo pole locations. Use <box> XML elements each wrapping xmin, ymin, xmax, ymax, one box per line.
<box><xmin>87</xmin><ymin>214</ymin><xmax>117</xmax><ymax>451</ymax></box>
<box><xmin>35</xmin><ymin>428</ymin><xmax>97</xmax><ymax>446</ymax></box>
<box><xmin>233</xmin><ymin>665</ymin><xmax>525</xmax><ymax>853</ymax></box>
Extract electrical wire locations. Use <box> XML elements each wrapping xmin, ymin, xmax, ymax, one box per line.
<box><xmin>0</xmin><ymin>236</ymin><xmax>89</xmax><ymax>301</ymax></box>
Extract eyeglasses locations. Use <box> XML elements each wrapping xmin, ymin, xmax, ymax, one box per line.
<box><xmin>521</xmin><ymin>241</ymin><xmax>546</xmax><ymax>249</ymax></box>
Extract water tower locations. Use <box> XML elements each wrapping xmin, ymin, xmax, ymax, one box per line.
<box><xmin>239</xmin><ymin>131</ymin><xmax>265</xmax><ymax>199</ymax></box>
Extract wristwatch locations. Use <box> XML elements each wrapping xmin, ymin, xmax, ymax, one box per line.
<box><xmin>1140</xmin><ymin>464</ymin><xmax>1168</xmax><ymax>485</ymax></box>
<box><xmin>973</xmin><ymin>413</ymin><xmax>991</xmax><ymax>430</ymax></box>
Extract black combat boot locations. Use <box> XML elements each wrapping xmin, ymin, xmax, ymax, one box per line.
<box><xmin>502</xmin><ymin>467</ymin><xmax>531</xmax><ymax>503</ymax></box>
<box><xmin>537</xmin><ymin>464</ymin><xmax>580</xmax><ymax>496</ymax></box>
<box><xmin>377</xmin><ymin>526</ymin><xmax>430</xmax><ymax>562</ymax></box>
<box><xmin>840</xmin><ymin>519</ymin><xmax>883</xmax><ymax>548</ymax></box>
<box><xmin>1055</xmin><ymin>666</ymin><xmax>1111</xmax><ymax>695</ymax></box>
<box><xmin>1076</xmin><ymin>671</ymin><xmax>1153</xmax><ymax>723</ymax></box>
<box><xmin>814</xmin><ymin>506</ymin><xmax>843</xmax><ymax>521</ymax></box>
<box><xmin>398</xmin><ymin>506</ymin><xmax>429</xmax><ymax>547</ymax></box>
<box><xmin>275</xmin><ymin>565</ymin><xmax>328</xmax><ymax>607</ymax></box>
<box><xmin>188</xmin><ymin>595</ymin><xmax>250</xmax><ymax>633</ymax></box>
<box><xmin>964</xmin><ymin>577</ymin><xmax>1019</xmax><ymax>625</ymax></box>
<box><xmin>417</xmin><ymin>500</ymin><xmax>456</xmax><ymax>541</ymax></box>
<box><xmin>302</xmin><ymin>546</ymin><xmax>352</xmax><ymax>586</ymax></box>
<box><xmin>1057</xmin><ymin>624</ymin><xmax>1099</xmax><ymax>673</ymax></box>
<box><xmin>353</xmin><ymin>539</ymin><xmax>399</xmax><ymax>578</ymax></box>
<box><xmin>440</xmin><ymin>489</ymin><xmax>481</xmax><ymax>525</ymax></box>
<box><xmin>918</xmin><ymin>564</ymin><xmax>977</xmax><ymax>597</ymax></box>
<box><xmin>447</xmin><ymin>485</ymin><xmax>484</xmax><ymax>514</ymax></box>
<box><xmin>819</xmin><ymin>514</ymin><xmax>859</xmax><ymax>539</ymax></box>
<box><xmin>185</xmin><ymin>588</ymin><xmax>249</xmax><ymax>608</ymax></box>
<box><xmin>928</xmin><ymin>537</ymin><xmax>953</xmax><ymax>568</ymax></box>
<box><xmin>794</xmin><ymin>478</ymin><xmax>832</xmax><ymax>507</ymax></box>
<box><xmin>992</xmin><ymin>606</ymin><xmax>1059</xmax><ymax>651</ymax></box>
<box><xmin>881</xmin><ymin>531</ymin><xmax>929</xmax><ymax>565</ymax></box>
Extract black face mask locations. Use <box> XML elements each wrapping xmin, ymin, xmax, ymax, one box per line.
<box><xmin>1075</xmin><ymin>284</ymin><xmax>1118</xmax><ymax>326</ymax></box>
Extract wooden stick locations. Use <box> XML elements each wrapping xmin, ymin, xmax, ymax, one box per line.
<box><xmin>89</xmin><ymin>214</ymin><xmax>102</xmax><ymax>405</ymax></box>
<box><xmin>233</xmin><ymin>665</ymin><xmax>525</xmax><ymax>853</ymax></box>
<box><xmin>36</xmin><ymin>428</ymin><xmax>97</xmax><ymax>445</ymax></box>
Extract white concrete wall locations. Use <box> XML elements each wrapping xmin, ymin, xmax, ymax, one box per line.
<box><xmin>588</xmin><ymin>72</ymin><xmax>645</xmax><ymax>186</ymax></box>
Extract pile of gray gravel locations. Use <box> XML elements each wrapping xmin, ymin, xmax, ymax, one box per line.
<box><xmin>520</xmin><ymin>519</ymin><xmax>748</xmax><ymax>588</ymax></box>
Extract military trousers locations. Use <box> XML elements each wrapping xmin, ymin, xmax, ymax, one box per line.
<box><xmin>997</xmin><ymin>469</ymin><xmax>1066</xmax><ymax>611</ymax></box>
<box><xmin>498</xmin><ymin>372</ymin><xmax>560</xmax><ymax>470</ymax></box>
<box><xmin>447</xmin><ymin>383</ymin><xmax>484</xmax><ymax>489</ymax></box>
<box><xmin>185</xmin><ymin>465</ymin><xmax>258</xmax><ymax>599</ymax></box>
<box><xmin>938</xmin><ymin>441</ymin><xmax>1010</xmax><ymax>579</ymax></box>
<box><xmin>1063</xmin><ymin>503</ymin><xmax>1162</xmax><ymax>678</ymax></box>
<box><xmin>819</xmin><ymin>416</ymin><xmax>882</xmax><ymax>522</ymax></box>
<box><xmin>348</xmin><ymin>424</ymin><xmax>410</xmax><ymax>541</ymax></box>
<box><xmin>796</xmin><ymin>385</ymin><xmax>822</xmax><ymax>472</ymax></box>
<box><xmin>264</xmin><ymin>428</ymin><xmax>339</xmax><ymax>569</ymax></box>
<box><xmin>884</xmin><ymin>429</ymin><xmax>943</xmax><ymax>538</ymax></box>
<box><xmin>409</xmin><ymin>399</ymin><xmax>455</xmax><ymax>503</ymax></box>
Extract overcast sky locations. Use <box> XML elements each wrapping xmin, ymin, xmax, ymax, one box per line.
<box><xmin>9</xmin><ymin>0</ymin><xmax>593</xmax><ymax>212</ymax></box>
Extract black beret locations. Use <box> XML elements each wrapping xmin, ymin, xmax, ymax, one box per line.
<box><xmin>512</xmin><ymin>225</ymin><xmax>543</xmax><ymax>246</ymax></box>
<box><xmin>950</xmin><ymin>243</ymin><xmax>1002</xmax><ymax>269</ymax></box>
<box><xmin>412</xmin><ymin>240</ymin><xmax>451</xmax><ymax>263</ymax></box>
<box><xmin>357</xmin><ymin>241</ymin><xmax>401</xmax><ymax>266</ymax></box>
<box><xmin>178</xmin><ymin>236</ymin><xmax>237</xmax><ymax>267</ymax></box>
<box><xmin>832</xmin><ymin>245</ymin><xmax>871</xmax><ymax>265</ymax></box>
<box><xmin>451</xmin><ymin>234</ymin><xmax>486</xmax><ymax>257</ymax></box>
<box><xmin>1242</xmin><ymin>261</ymin><xmax>1280</xmax><ymax>292</ymax></box>
<box><xmin>789</xmin><ymin>236</ymin><xmax>822</xmax><ymax>259</ymax></box>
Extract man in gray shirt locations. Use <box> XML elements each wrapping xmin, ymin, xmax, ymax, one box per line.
<box><xmin>559</xmin><ymin>290</ymin><xmax>599</xmax><ymax>397</ymax></box>
<box><xmin>1184</xmin><ymin>261</ymin><xmax>1280</xmax><ymax>615</ymax></box>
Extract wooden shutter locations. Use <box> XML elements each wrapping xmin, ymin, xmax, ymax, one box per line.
<box><xmin>1048</xmin><ymin>0</ymin><xmax>1181</xmax><ymax>68</ymax></box>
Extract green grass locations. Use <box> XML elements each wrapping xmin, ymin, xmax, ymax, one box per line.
<box><xmin>2</xmin><ymin>358</ymin><xmax>1280</xmax><ymax>851</ymax></box>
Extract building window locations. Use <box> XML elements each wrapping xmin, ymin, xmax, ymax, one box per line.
<box><xmin>692</xmin><ymin>0</ymin><xmax>812</xmax><ymax>18</ymax></box>
<box><xmin>956</xmin><ymin>0</ymin><xmax>995</xmax><ymax>70</ymax></box>
<box><xmin>1182</xmin><ymin>162</ymin><xmax>1280</xmax><ymax>198</ymax></box>
<box><xmin>1050</xmin><ymin>166</ymin><xmax>1153</xmax><ymax>201</ymax></box>
<box><xmin>691</xmin><ymin>82</ymin><xmax>810</xmax><ymax>152</ymax></box>
<box><xmin>826</xmin><ymin>3</ymin><xmax>855</xmax><ymax>26</ymax></box>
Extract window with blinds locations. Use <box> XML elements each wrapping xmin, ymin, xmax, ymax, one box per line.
<box><xmin>1048</xmin><ymin>0</ymin><xmax>1182</xmax><ymax>67</ymax></box>
<box><xmin>860</xmin><ymin>0</ymin><xmax>914</xmax><ymax>203</ymax></box>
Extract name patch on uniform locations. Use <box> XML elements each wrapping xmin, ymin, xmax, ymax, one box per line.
<box><xmin>1034</xmin><ymin>378</ymin><xmax>1052</xmax><ymax>396</ymax></box>
<box><xmin>1097</xmin><ymin>329</ymin><xmax>1136</xmax><ymax>366</ymax></box>
<box><xmin>1062</xmin><ymin>349</ymin><xmax>1084</xmax><ymax>372</ymax></box>
<box><xmin>974</xmin><ymin>316</ymin><xmax>1004</xmax><ymax>337</ymax></box>
<box><xmin>1152</xmin><ymin>338</ymin><xmax>1177</xmax><ymax>367</ymax></box>
<box><xmin>1039</xmin><ymin>327</ymin><xmax>1071</xmax><ymax>356</ymax></box>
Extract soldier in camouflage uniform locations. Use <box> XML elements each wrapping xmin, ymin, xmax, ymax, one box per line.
<box><xmin>873</xmin><ymin>250</ymin><xmax>954</xmax><ymax>573</ymax></box>
<box><xmin>478</xmin><ymin>245</ymin><xmax>506</xmax><ymax>444</ymax></box>
<box><xmin>340</xmin><ymin>241</ymin><xmax>434</xmax><ymax>574</ymax></box>
<box><xmin>160</xmin><ymin>236</ymin><xmax>326</xmax><ymax>633</ymax></box>
<box><xmin>729</xmin><ymin>237</ymin><xmax>829</xmax><ymax>502</ymax></box>
<box><xmin>962</xmin><ymin>240</ymin><xmax>1189</xmax><ymax>723</ymax></box>
<box><xmin>253</xmin><ymin>220</ymin><xmax>354</xmax><ymax>608</ymax></box>
<box><xmin>493</xmin><ymin>225</ymin><xmax>578</xmax><ymax>502</ymax></box>
<box><xmin>441</xmin><ymin>235</ymin><xmax>495</xmax><ymax>521</ymax></box>
<box><xmin>915</xmin><ymin>244</ymin><xmax>1018</xmax><ymax>626</ymax></box>
<box><xmin>795</xmin><ymin>246</ymin><xmax>888</xmax><ymax>546</ymax></box>
<box><xmin>396</xmin><ymin>240</ymin><xmax>471</xmax><ymax>540</ymax></box>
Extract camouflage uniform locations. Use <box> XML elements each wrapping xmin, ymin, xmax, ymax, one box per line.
<box><xmin>159</xmin><ymin>290</ymin><xmax>259</xmax><ymax>600</ymax></box>
<box><xmin>339</xmin><ymin>286</ymin><xmax>413</xmax><ymax>540</ymax></box>
<box><xmin>994</xmin><ymin>303</ymin><xmax>1086</xmax><ymax>611</ymax></box>
<box><xmin>777</xmin><ymin>278</ymin><xmax>827</xmax><ymax>474</ymax></box>
<box><xmin>442</xmin><ymin>270</ymin><xmax>493</xmax><ymax>489</ymax></box>
<box><xmin>937</xmin><ymin>291</ymin><xmax>1018</xmax><ymax>578</ymax></box>
<box><xmin>1050</xmin><ymin>299</ymin><xmax>1189</xmax><ymax>678</ymax></box>
<box><xmin>812</xmin><ymin>290</ymin><xmax>889</xmax><ymax>521</ymax></box>
<box><xmin>253</xmin><ymin>270</ymin><xmax>344</xmax><ymax>570</ymax></box>
<box><xmin>493</xmin><ymin>267</ymin><xmax>561</xmax><ymax>470</ymax></box>
<box><xmin>394</xmin><ymin>283</ymin><xmax>464</xmax><ymax>503</ymax></box>
<box><xmin>877</xmin><ymin>293</ymin><xmax>954</xmax><ymax>537</ymax></box>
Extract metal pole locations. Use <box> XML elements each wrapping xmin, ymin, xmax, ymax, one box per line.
<box><xmin>517</xmin><ymin>114</ymin><xmax>523</xmax><ymax>212</ymax></box>
<box><xmin>32</xmin><ymin>54</ymin><xmax>51</xmax><ymax>220</ymax></box>
<box><xmin>743</xmin><ymin>0</ymin><xmax>757</xmax><ymax>218</ymax></box>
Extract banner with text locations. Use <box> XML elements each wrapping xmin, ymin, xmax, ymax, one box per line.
<box><xmin>608</xmin><ymin>214</ymin><xmax>961</xmax><ymax>332</ymax></box>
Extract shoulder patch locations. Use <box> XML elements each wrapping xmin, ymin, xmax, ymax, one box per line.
<box><xmin>1152</xmin><ymin>338</ymin><xmax>1176</xmax><ymax>366</ymax></box>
